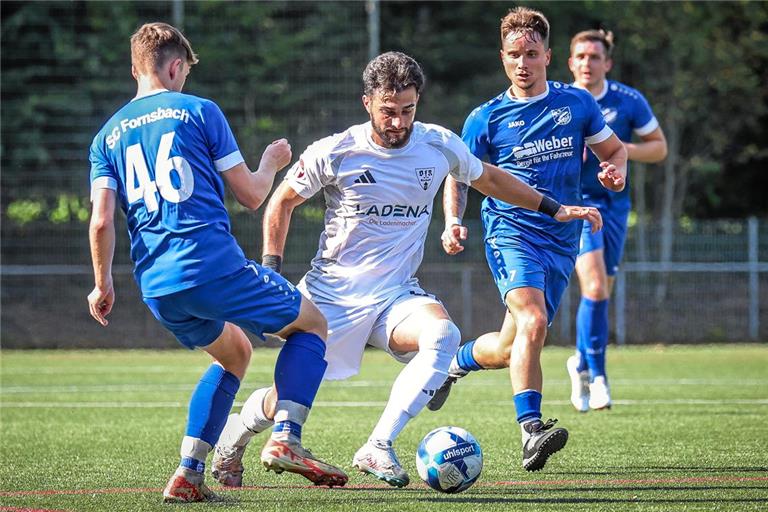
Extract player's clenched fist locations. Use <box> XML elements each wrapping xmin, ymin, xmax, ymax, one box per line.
<box><xmin>441</xmin><ymin>224</ymin><xmax>468</xmax><ymax>255</ymax></box>
<box><xmin>260</xmin><ymin>139</ymin><xmax>292</xmax><ymax>174</ymax></box>
<box><xmin>554</xmin><ymin>205</ymin><xmax>603</xmax><ymax>234</ymax></box>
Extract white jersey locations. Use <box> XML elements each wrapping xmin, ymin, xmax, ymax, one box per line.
<box><xmin>286</xmin><ymin>121</ymin><xmax>483</xmax><ymax>305</ymax></box>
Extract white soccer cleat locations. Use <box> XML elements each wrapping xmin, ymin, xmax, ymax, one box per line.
<box><xmin>162</xmin><ymin>467</ymin><xmax>219</xmax><ymax>503</ymax></box>
<box><xmin>260</xmin><ymin>437</ymin><xmax>348</xmax><ymax>487</ymax></box>
<box><xmin>211</xmin><ymin>443</ymin><xmax>247</xmax><ymax>487</ymax></box>
<box><xmin>566</xmin><ymin>355</ymin><xmax>590</xmax><ymax>413</ymax></box>
<box><xmin>588</xmin><ymin>375</ymin><xmax>612</xmax><ymax>410</ymax></box>
<box><xmin>352</xmin><ymin>439</ymin><xmax>410</xmax><ymax>488</ymax></box>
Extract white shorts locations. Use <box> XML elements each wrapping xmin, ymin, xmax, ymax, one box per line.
<box><xmin>297</xmin><ymin>280</ymin><xmax>441</xmax><ymax>380</ymax></box>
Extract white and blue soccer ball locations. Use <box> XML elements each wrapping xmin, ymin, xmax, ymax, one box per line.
<box><xmin>416</xmin><ymin>426</ymin><xmax>483</xmax><ymax>493</ymax></box>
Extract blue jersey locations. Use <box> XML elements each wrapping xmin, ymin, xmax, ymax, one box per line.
<box><xmin>580</xmin><ymin>80</ymin><xmax>658</xmax><ymax>209</ymax></box>
<box><xmin>463</xmin><ymin>82</ymin><xmax>612</xmax><ymax>256</ymax></box>
<box><xmin>89</xmin><ymin>90</ymin><xmax>247</xmax><ymax>297</ymax></box>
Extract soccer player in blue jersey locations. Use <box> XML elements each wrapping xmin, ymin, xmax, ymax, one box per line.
<box><xmin>87</xmin><ymin>22</ymin><xmax>347</xmax><ymax>503</ymax></box>
<box><xmin>429</xmin><ymin>7</ymin><xmax>628</xmax><ymax>471</ymax></box>
<box><xmin>566</xmin><ymin>29</ymin><xmax>667</xmax><ymax>412</ymax></box>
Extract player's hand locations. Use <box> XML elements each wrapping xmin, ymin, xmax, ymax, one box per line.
<box><xmin>441</xmin><ymin>224</ymin><xmax>468</xmax><ymax>255</ymax></box>
<box><xmin>88</xmin><ymin>282</ymin><xmax>115</xmax><ymax>327</ymax></box>
<box><xmin>260</xmin><ymin>139</ymin><xmax>292</xmax><ymax>174</ymax></box>
<box><xmin>554</xmin><ymin>205</ymin><xmax>603</xmax><ymax>233</ymax></box>
<box><xmin>597</xmin><ymin>161</ymin><xmax>625</xmax><ymax>192</ymax></box>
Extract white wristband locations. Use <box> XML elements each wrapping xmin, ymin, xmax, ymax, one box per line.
<box><xmin>445</xmin><ymin>216</ymin><xmax>463</xmax><ymax>228</ymax></box>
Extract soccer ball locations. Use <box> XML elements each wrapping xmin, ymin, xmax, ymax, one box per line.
<box><xmin>416</xmin><ymin>426</ymin><xmax>483</xmax><ymax>493</ymax></box>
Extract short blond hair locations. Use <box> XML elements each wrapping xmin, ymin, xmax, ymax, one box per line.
<box><xmin>500</xmin><ymin>7</ymin><xmax>550</xmax><ymax>48</ymax></box>
<box><xmin>130</xmin><ymin>22</ymin><xmax>198</xmax><ymax>74</ymax></box>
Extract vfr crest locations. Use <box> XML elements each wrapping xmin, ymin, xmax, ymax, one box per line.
<box><xmin>550</xmin><ymin>106</ymin><xmax>572</xmax><ymax>126</ymax></box>
<box><xmin>415</xmin><ymin>167</ymin><xmax>434</xmax><ymax>190</ymax></box>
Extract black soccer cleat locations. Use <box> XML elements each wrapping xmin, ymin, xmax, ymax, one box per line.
<box><xmin>426</xmin><ymin>376</ymin><xmax>458</xmax><ymax>411</ymax></box>
<box><xmin>521</xmin><ymin>418</ymin><xmax>568</xmax><ymax>471</ymax></box>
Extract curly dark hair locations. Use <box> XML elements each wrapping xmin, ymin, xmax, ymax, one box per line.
<box><xmin>362</xmin><ymin>51</ymin><xmax>425</xmax><ymax>97</ymax></box>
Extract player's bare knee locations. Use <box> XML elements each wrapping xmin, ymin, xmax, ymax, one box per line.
<box><xmin>584</xmin><ymin>277</ymin><xmax>609</xmax><ymax>301</ymax></box>
<box><xmin>517</xmin><ymin>310</ymin><xmax>548</xmax><ymax>344</ymax></box>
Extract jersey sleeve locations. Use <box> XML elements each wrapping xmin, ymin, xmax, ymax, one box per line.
<box><xmin>89</xmin><ymin>133</ymin><xmax>118</xmax><ymax>200</ymax></box>
<box><xmin>441</xmin><ymin>130</ymin><xmax>484</xmax><ymax>185</ymax></box>
<box><xmin>461</xmin><ymin>107</ymin><xmax>491</xmax><ymax>160</ymax></box>
<box><xmin>201</xmin><ymin>100</ymin><xmax>244</xmax><ymax>172</ymax></box>
<box><xmin>582</xmin><ymin>93</ymin><xmax>613</xmax><ymax>145</ymax></box>
<box><xmin>285</xmin><ymin>140</ymin><xmax>335</xmax><ymax>198</ymax></box>
<box><xmin>631</xmin><ymin>91</ymin><xmax>659</xmax><ymax>136</ymax></box>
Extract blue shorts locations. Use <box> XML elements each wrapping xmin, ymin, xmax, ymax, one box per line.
<box><xmin>143</xmin><ymin>261</ymin><xmax>302</xmax><ymax>349</ymax></box>
<box><xmin>485</xmin><ymin>236</ymin><xmax>576</xmax><ymax>323</ymax></box>
<box><xmin>578</xmin><ymin>204</ymin><xmax>629</xmax><ymax>276</ymax></box>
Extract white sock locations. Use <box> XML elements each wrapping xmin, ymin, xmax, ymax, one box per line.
<box><xmin>217</xmin><ymin>387</ymin><xmax>274</xmax><ymax>448</ymax></box>
<box><xmin>370</xmin><ymin>319</ymin><xmax>460</xmax><ymax>442</ymax></box>
<box><xmin>180</xmin><ymin>436</ymin><xmax>212</xmax><ymax>463</ymax></box>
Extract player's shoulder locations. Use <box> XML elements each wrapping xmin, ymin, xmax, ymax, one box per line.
<box><xmin>304</xmin><ymin>124</ymin><xmax>360</xmax><ymax>160</ymax></box>
<box><xmin>550</xmin><ymin>80</ymin><xmax>594</xmax><ymax>104</ymax></box>
<box><xmin>467</xmin><ymin>91</ymin><xmax>506</xmax><ymax>121</ymax></box>
<box><xmin>413</xmin><ymin>121</ymin><xmax>460</xmax><ymax>144</ymax></box>
<box><xmin>606</xmin><ymin>80</ymin><xmax>647</xmax><ymax>103</ymax></box>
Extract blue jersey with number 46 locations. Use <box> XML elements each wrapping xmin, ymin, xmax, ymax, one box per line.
<box><xmin>462</xmin><ymin>82</ymin><xmax>613</xmax><ymax>256</ymax></box>
<box><xmin>89</xmin><ymin>90</ymin><xmax>247</xmax><ymax>297</ymax></box>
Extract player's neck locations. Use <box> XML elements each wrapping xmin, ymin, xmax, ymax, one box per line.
<box><xmin>508</xmin><ymin>80</ymin><xmax>548</xmax><ymax>99</ymax></box>
<box><xmin>584</xmin><ymin>79</ymin><xmax>607</xmax><ymax>99</ymax></box>
<box><xmin>135</xmin><ymin>74</ymin><xmax>173</xmax><ymax>99</ymax></box>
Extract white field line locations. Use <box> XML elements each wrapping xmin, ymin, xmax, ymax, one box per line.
<box><xmin>1</xmin><ymin>398</ymin><xmax>767</xmax><ymax>408</ymax></box>
<box><xmin>2</xmin><ymin>378</ymin><xmax>767</xmax><ymax>394</ymax></box>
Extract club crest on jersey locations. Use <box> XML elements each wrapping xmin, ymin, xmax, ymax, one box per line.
<box><xmin>550</xmin><ymin>106</ymin><xmax>572</xmax><ymax>126</ymax></box>
<box><xmin>415</xmin><ymin>167</ymin><xmax>434</xmax><ymax>190</ymax></box>
<box><xmin>602</xmin><ymin>107</ymin><xmax>618</xmax><ymax>124</ymax></box>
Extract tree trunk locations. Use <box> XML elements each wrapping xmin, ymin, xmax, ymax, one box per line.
<box><xmin>655</xmin><ymin>111</ymin><xmax>681</xmax><ymax>303</ymax></box>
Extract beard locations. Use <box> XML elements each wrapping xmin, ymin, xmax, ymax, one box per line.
<box><xmin>370</xmin><ymin>120</ymin><xmax>412</xmax><ymax>148</ymax></box>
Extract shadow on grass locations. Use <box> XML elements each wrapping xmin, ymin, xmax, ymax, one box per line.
<box><xmin>548</xmin><ymin>465</ymin><xmax>768</xmax><ymax>476</ymax></box>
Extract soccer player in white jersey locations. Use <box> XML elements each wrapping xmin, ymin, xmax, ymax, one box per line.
<box><xmin>567</xmin><ymin>29</ymin><xmax>667</xmax><ymax>412</ymax></box>
<box><xmin>211</xmin><ymin>51</ymin><xmax>601</xmax><ymax>488</ymax></box>
<box><xmin>431</xmin><ymin>8</ymin><xmax>628</xmax><ymax>471</ymax></box>
<box><xmin>88</xmin><ymin>23</ymin><xmax>347</xmax><ymax>503</ymax></box>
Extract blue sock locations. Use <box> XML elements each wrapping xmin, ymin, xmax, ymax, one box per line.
<box><xmin>186</xmin><ymin>364</ymin><xmax>240</xmax><ymax>447</ymax></box>
<box><xmin>456</xmin><ymin>340</ymin><xmax>483</xmax><ymax>372</ymax></box>
<box><xmin>513</xmin><ymin>390</ymin><xmax>542</xmax><ymax>423</ymax></box>
<box><xmin>577</xmin><ymin>297</ymin><xmax>609</xmax><ymax>382</ymax></box>
<box><xmin>274</xmin><ymin>332</ymin><xmax>327</xmax><ymax>408</ymax></box>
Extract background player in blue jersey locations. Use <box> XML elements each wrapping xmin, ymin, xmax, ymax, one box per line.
<box><xmin>429</xmin><ymin>7</ymin><xmax>627</xmax><ymax>472</ymax></box>
<box><xmin>87</xmin><ymin>22</ymin><xmax>347</xmax><ymax>503</ymax></box>
<box><xmin>567</xmin><ymin>29</ymin><xmax>668</xmax><ymax>412</ymax></box>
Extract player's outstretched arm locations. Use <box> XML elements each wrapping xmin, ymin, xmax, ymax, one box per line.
<box><xmin>261</xmin><ymin>181</ymin><xmax>308</xmax><ymax>273</ymax></box>
<box><xmin>470</xmin><ymin>162</ymin><xmax>603</xmax><ymax>232</ymax></box>
<box><xmin>589</xmin><ymin>134</ymin><xmax>628</xmax><ymax>192</ymax></box>
<box><xmin>441</xmin><ymin>175</ymin><xmax>469</xmax><ymax>255</ymax></box>
<box><xmin>222</xmin><ymin>139</ymin><xmax>292</xmax><ymax>210</ymax></box>
<box><xmin>88</xmin><ymin>188</ymin><xmax>117</xmax><ymax>326</ymax></box>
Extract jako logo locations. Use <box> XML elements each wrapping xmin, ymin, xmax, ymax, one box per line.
<box><xmin>508</xmin><ymin>120</ymin><xmax>525</xmax><ymax>128</ymax></box>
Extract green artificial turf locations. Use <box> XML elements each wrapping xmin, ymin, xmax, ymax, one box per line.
<box><xmin>1</xmin><ymin>345</ymin><xmax>766</xmax><ymax>511</ymax></box>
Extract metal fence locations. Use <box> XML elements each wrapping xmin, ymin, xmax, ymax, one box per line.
<box><xmin>2</xmin><ymin>215</ymin><xmax>766</xmax><ymax>348</ymax></box>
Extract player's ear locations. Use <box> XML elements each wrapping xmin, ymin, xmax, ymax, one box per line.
<box><xmin>131</xmin><ymin>64</ymin><xmax>139</xmax><ymax>80</ymax></box>
<box><xmin>168</xmin><ymin>58</ymin><xmax>183</xmax><ymax>80</ymax></box>
<box><xmin>605</xmin><ymin>58</ymin><xmax>613</xmax><ymax>73</ymax></box>
<box><xmin>362</xmin><ymin>95</ymin><xmax>372</xmax><ymax>114</ymax></box>
<box><xmin>545</xmin><ymin>48</ymin><xmax>552</xmax><ymax>66</ymax></box>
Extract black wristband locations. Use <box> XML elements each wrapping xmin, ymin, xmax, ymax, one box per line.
<box><xmin>537</xmin><ymin>195</ymin><xmax>561</xmax><ymax>218</ymax></box>
<box><xmin>261</xmin><ymin>254</ymin><xmax>282</xmax><ymax>274</ymax></box>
